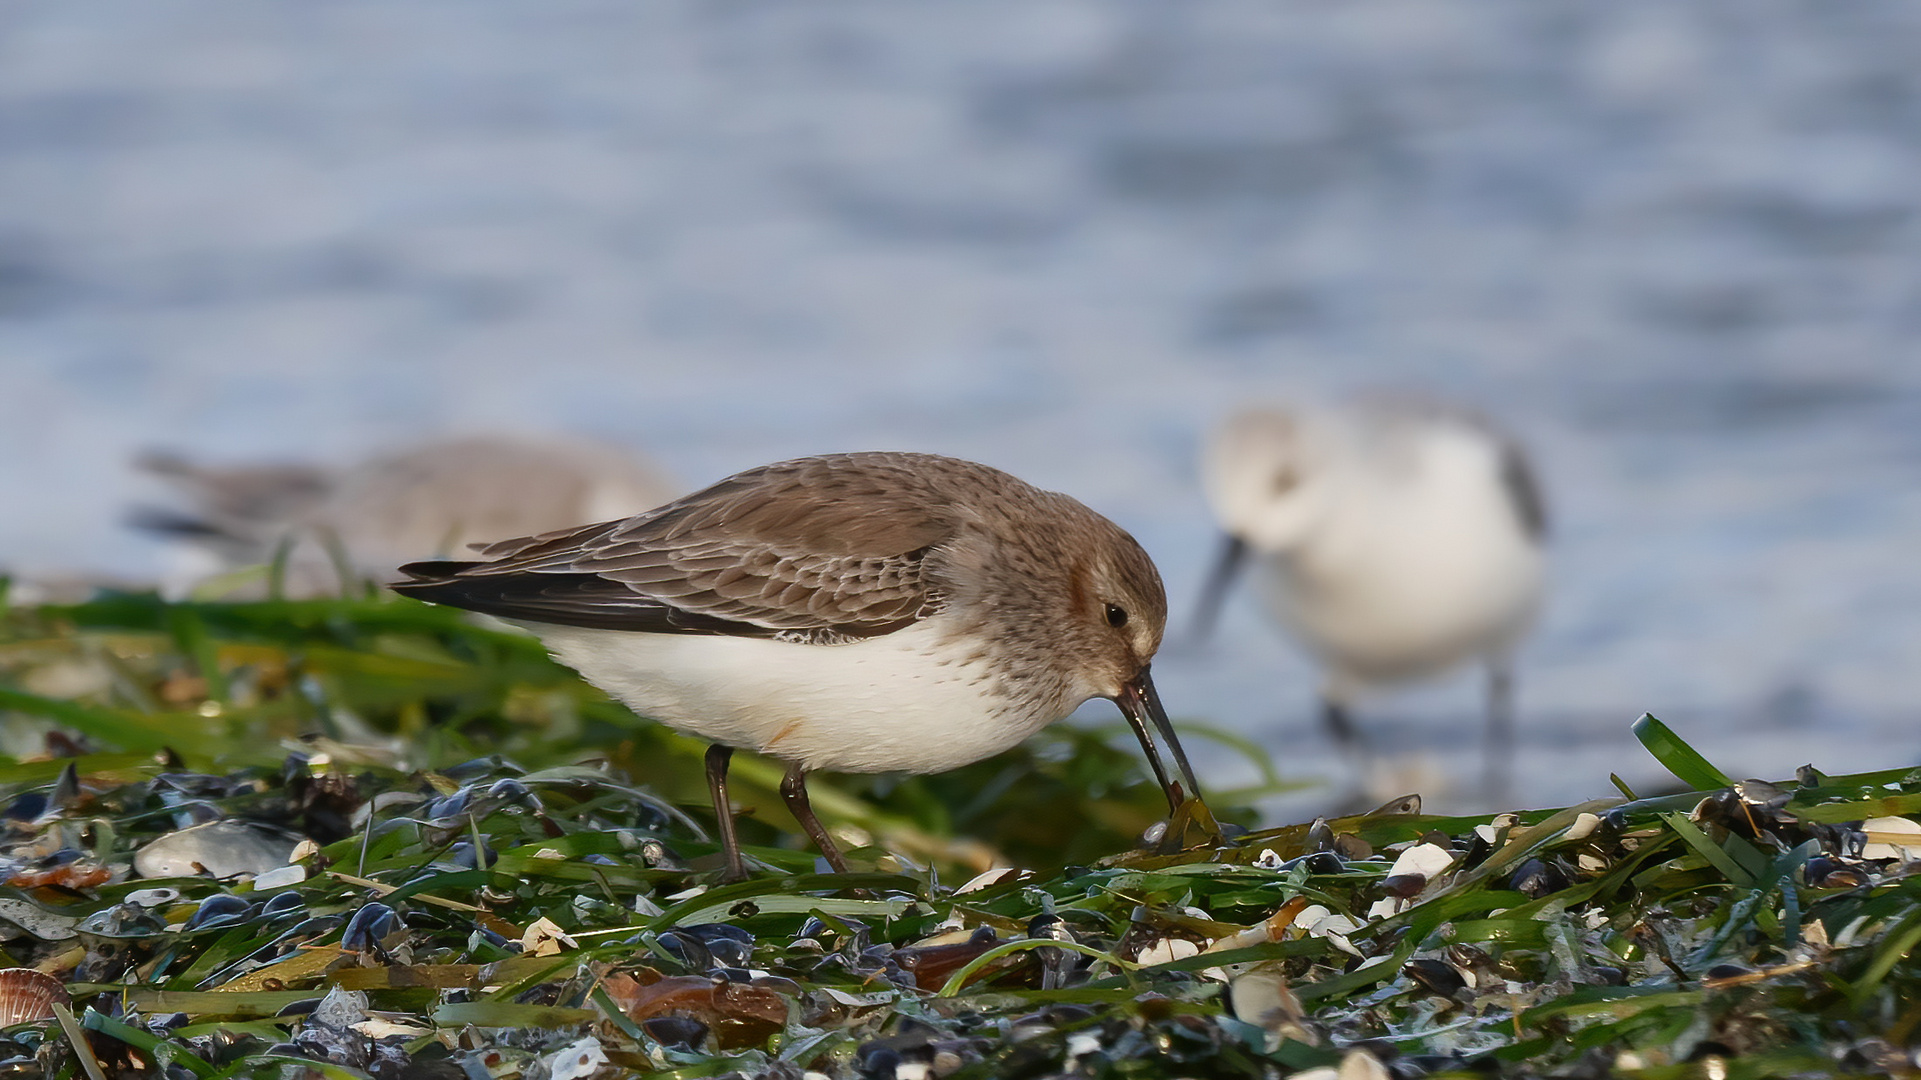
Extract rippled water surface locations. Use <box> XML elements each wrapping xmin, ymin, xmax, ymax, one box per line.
<box><xmin>3</xmin><ymin>2</ymin><xmax>1920</xmax><ymax>812</ymax></box>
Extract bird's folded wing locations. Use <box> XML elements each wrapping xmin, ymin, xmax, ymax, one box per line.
<box><xmin>392</xmin><ymin>460</ymin><xmax>953</xmax><ymax>639</ymax></box>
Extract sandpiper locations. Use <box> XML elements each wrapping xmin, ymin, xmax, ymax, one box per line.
<box><xmin>1195</xmin><ymin>398</ymin><xmax>1547</xmax><ymax>797</ymax></box>
<box><xmin>392</xmin><ymin>451</ymin><xmax>1201</xmax><ymax>879</ymax></box>
<box><xmin>134</xmin><ymin>436</ymin><xmax>677</xmax><ymax>598</ymax></box>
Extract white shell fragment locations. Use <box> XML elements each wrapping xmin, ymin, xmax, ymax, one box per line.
<box><xmin>1375</xmin><ymin>842</ymin><xmax>1458</xmax><ymax>917</ymax></box>
<box><xmin>1136</xmin><ymin>937</ymin><xmax>1201</xmax><ymax>966</ymax></box>
<box><xmin>1861</xmin><ymin>816</ymin><xmax>1921</xmax><ymax>861</ymax></box>
<box><xmin>250</xmin><ymin>865</ymin><xmax>307</xmax><ymax>891</ymax></box>
<box><xmin>956</xmin><ymin>867</ymin><xmax>1028</xmax><ymax>893</ymax></box>
<box><xmin>134</xmin><ymin>821</ymin><xmax>299</xmax><ymax>880</ymax></box>
<box><xmin>351</xmin><ymin>1017</ymin><xmax>434</xmax><ymax>1040</ymax></box>
<box><xmin>1564</xmin><ymin>813</ymin><xmax>1605</xmax><ymax>841</ymax></box>
<box><xmin>1294</xmin><ymin>905</ymin><xmax>1364</xmax><ymax>958</ymax></box>
<box><xmin>1338</xmin><ymin>1049</ymin><xmax>1392</xmax><ymax>1080</ymax></box>
<box><xmin>0</xmin><ymin>899</ymin><xmax>80</xmax><ymax>941</ymax></box>
<box><xmin>1385</xmin><ymin>842</ymin><xmax>1456</xmax><ymax>882</ymax></box>
<box><xmin>312</xmin><ymin>987</ymin><xmax>370</xmax><ymax>1030</ymax></box>
<box><xmin>548</xmin><ymin>1036</ymin><xmax>609</xmax><ymax>1080</ymax></box>
<box><xmin>1229</xmin><ymin>965</ymin><xmax>1307</xmax><ymax>1044</ymax></box>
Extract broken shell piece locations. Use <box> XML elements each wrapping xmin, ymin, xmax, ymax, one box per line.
<box><xmin>520</xmin><ymin>916</ymin><xmax>575</xmax><ymax>957</ymax></box>
<box><xmin>1363</xmin><ymin>794</ymin><xmax>1422</xmax><ymax>817</ymax></box>
<box><xmin>251</xmin><ymin>864</ymin><xmax>306</xmax><ymax>891</ymax></box>
<box><xmin>1332</xmin><ymin>833</ymin><xmax>1373</xmax><ymax>860</ymax></box>
<box><xmin>0</xmin><ymin>899</ymin><xmax>79</xmax><ymax>941</ymax></box>
<box><xmin>1861</xmin><ymin>817</ymin><xmax>1921</xmax><ymax>861</ymax></box>
<box><xmin>1735</xmin><ymin>779</ymin><xmax>1788</xmax><ymax>808</ymax></box>
<box><xmin>1293</xmin><ymin>906</ymin><xmax>1364</xmax><ymax>958</ymax></box>
<box><xmin>1339</xmin><ymin>1049</ymin><xmax>1392</xmax><ymax>1080</ymax></box>
<box><xmin>1135</xmin><ymin>937</ymin><xmax>1201</xmax><ymax>966</ymax></box>
<box><xmin>1204</xmin><ymin>897</ymin><xmax>1310</xmax><ymax>955</ymax></box>
<box><xmin>1380</xmin><ymin>842</ymin><xmax>1456</xmax><ymax>900</ymax></box>
<box><xmin>1228</xmin><ymin>964</ymin><xmax>1311</xmax><ymax>1045</ymax></box>
<box><xmin>547</xmin><ymin>1036</ymin><xmax>609</xmax><ymax>1080</ymax></box>
<box><xmin>602</xmin><ymin>971</ymin><xmax>786</xmax><ymax>1051</ymax></box>
<box><xmin>1508</xmin><ymin>858</ymin><xmax>1571</xmax><ymax>898</ymax></box>
<box><xmin>892</xmin><ymin>928</ymin><xmax>1002</xmax><ymax>991</ymax></box>
<box><xmin>351</xmin><ymin>1017</ymin><xmax>434</xmax><ymax>1040</ymax></box>
<box><xmin>1403</xmin><ymin>957</ymin><xmax>1467</xmax><ymax>995</ymax></box>
<box><xmin>1802</xmin><ymin>857</ymin><xmax>1870</xmax><ymax>890</ymax></box>
<box><xmin>0</xmin><ymin>969</ymin><xmax>69</xmax><ymax>1025</ymax></box>
<box><xmin>1563</xmin><ymin>813</ymin><xmax>1605</xmax><ymax>842</ymax></box>
<box><xmin>133</xmin><ymin>821</ymin><xmax>299</xmax><ymax>880</ymax></box>
<box><xmin>955</xmin><ymin>867</ymin><xmax>1029</xmax><ymax>894</ymax></box>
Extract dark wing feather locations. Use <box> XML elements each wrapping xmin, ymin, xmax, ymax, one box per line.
<box><xmin>391</xmin><ymin>453</ymin><xmax>959</xmax><ymax>639</ymax></box>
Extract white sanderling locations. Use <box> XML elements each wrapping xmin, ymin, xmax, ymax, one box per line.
<box><xmin>1195</xmin><ymin>398</ymin><xmax>1547</xmax><ymax>798</ymax></box>
<box><xmin>392</xmin><ymin>451</ymin><xmax>1203</xmax><ymax>878</ymax></box>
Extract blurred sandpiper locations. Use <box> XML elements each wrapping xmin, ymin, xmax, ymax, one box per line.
<box><xmin>1194</xmin><ymin>398</ymin><xmax>1547</xmax><ymax>799</ymax></box>
<box><xmin>134</xmin><ymin>436</ymin><xmax>678</xmax><ymax>599</ymax></box>
<box><xmin>393</xmin><ymin>451</ymin><xmax>1202</xmax><ymax>879</ymax></box>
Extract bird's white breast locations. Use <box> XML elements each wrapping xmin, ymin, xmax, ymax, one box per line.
<box><xmin>1259</xmin><ymin>426</ymin><xmax>1544</xmax><ymax>690</ymax></box>
<box><xmin>530</xmin><ymin>619</ymin><xmax>1061</xmax><ymax>774</ymax></box>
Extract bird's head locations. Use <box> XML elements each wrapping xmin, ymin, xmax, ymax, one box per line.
<box><xmin>1202</xmin><ymin>407</ymin><xmax>1336</xmax><ymax>552</ymax></box>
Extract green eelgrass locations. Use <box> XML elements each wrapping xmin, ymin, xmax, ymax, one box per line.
<box><xmin>0</xmin><ymin>590</ymin><xmax>1915</xmax><ymax>1077</ymax></box>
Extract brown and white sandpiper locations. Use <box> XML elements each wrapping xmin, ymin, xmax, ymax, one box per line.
<box><xmin>392</xmin><ymin>451</ymin><xmax>1202</xmax><ymax>879</ymax></box>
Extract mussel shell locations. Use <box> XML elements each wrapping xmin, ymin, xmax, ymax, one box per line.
<box><xmin>486</xmin><ymin>779</ymin><xmax>531</xmax><ymax>803</ymax></box>
<box><xmin>183</xmin><ymin>894</ymin><xmax>255</xmax><ymax>932</ymax></box>
<box><xmin>258</xmin><ymin>890</ymin><xmax>308</xmax><ymax>920</ymax></box>
<box><xmin>340</xmin><ymin>903</ymin><xmax>399</xmax><ymax>951</ymax></box>
<box><xmin>640</xmin><ymin>1015</ymin><xmax>708</xmax><ymax>1051</ymax></box>
<box><xmin>133</xmin><ymin>821</ymin><xmax>298</xmax><ymax>880</ymax></box>
<box><xmin>1402</xmin><ymin>958</ymin><xmax>1467</xmax><ymax>996</ymax></box>
<box><xmin>855</xmin><ymin>1043</ymin><xmax>903</xmax><ymax>1079</ymax></box>
<box><xmin>674</xmin><ymin>924</ymin><xmax>754</xmax><ymax>968</ymax></box>
<box><xmin>655</xmin><ymin>932</ymin><xmax>712</xmax><ymax>971</ymax></box>
<box><xmin>1508</xmin><ymin>858</ymin><xmax>1571</xmax><ymax>898</ymax></box>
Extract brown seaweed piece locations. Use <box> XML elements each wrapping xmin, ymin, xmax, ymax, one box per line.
<box><xmin>601</xmin><ymin>969</ymin><xmax>787</xmax><ymax>1050</ymax></box>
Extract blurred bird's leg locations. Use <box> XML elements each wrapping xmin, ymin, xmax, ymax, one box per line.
<box><xmin>1187</xmin><ymin>534</ymin><xmax>1247</xmax><ymax>647</ymax></box>
<box><xmin>1485</xmin><ymin>663</ymin><xmax>1515</xmax><ymax>805</ymax></box>
<box><xmin>780</xmin><ymin>765</ymin><xmax>851</xmax><ymax>875</ymax></box>
<box><xmin>1320</xmin><ymin>694</ymin><xmax>1373</xmax><ymax>774</ymax></box>
<box><xmin>704</xmin><ymin>745</ymin><xmax>749</xmax><ymax>883</ymax></box>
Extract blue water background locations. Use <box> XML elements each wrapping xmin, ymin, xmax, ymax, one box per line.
<box><xmin>3</xmin><ymin>3</ymin><xmax>1920</xmax><ymax>812</ymax></box>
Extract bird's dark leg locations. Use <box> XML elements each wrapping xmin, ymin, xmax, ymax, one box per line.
<box><xmin>704</xmin><ymin>745</ymin><xmax>748</xmax><ymax>883</ymax></box>
<box><xmin>1485</xmin><ymin>664</ymin><xmax>1515</xmax><ymax>804</ymax></box>
<box><xmin>1321</xmin><ymin>696</ymin><xmax>1369</xmax><ymax>761</ymax></box>
<box><xmin>780</xmin><ymin>765</ymin><xmax>850</xmax><ymax>874</ymax></box>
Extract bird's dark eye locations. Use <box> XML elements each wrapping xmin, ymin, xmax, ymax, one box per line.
<box><xmin>1105</xmin><ymin>603</ymin><xmax>1128</xmax><ymax>628</ymax></box>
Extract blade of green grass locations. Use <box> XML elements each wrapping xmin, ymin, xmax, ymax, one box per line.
<box><xmin>1633</xmin><ymin>714</ymin><xmax>1732</xmax><ymax>791</ymax></box>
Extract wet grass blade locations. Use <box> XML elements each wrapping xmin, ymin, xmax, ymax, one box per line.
<box><xmin>1633</xmin><ymin>713</ymin><xmax>1732</xmax><ymax>791</ymax></box>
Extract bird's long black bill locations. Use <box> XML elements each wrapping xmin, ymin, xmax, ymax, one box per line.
<box><xmin>1188</xmin><ymin>534</ymin><xmax>1248</xmax><ymax>645</ymax></box>
<box><xmin>1117</xmin><ymin>666</ymin><xmax>1203</xmax><ymax>814</ymax></box>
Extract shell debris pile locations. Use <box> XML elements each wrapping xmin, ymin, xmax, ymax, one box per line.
<box><xmin>0</xmin><ymin>593</ymin><xmax>1917</xmax><ymax>1076</ymax></box>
